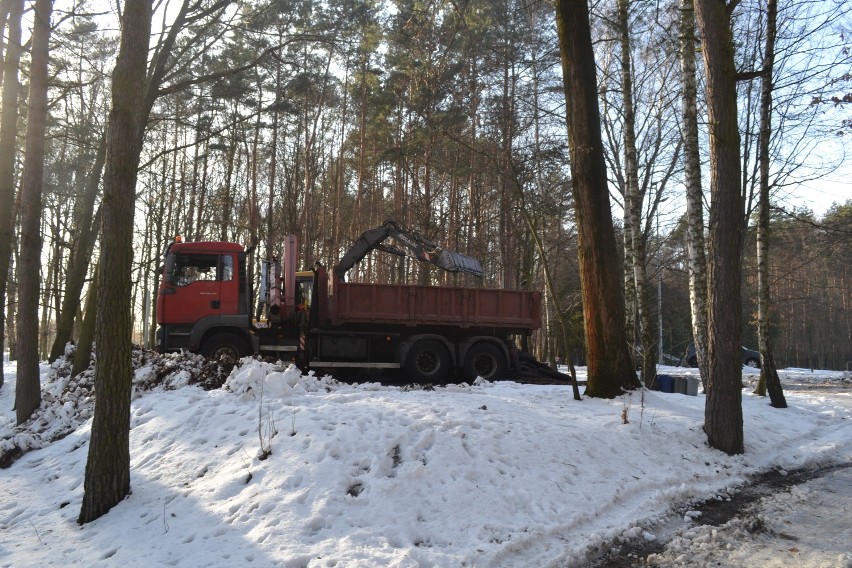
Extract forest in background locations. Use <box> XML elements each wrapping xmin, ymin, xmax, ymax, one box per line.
<box><xmin>1</xmin><ymin>0</ymin><xmax>851</xmax><ymax>371</ymax></box>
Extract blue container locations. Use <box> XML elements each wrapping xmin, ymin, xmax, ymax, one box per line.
<box><xmin>656</xmin><ymin>374</ymin><xmax>674</xmax><ymax>393</ymax></box>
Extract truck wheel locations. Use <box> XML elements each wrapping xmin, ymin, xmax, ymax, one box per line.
<box><xmin>202</xmin><ymin>333</ymin><xmax>248</xmax><ymax>361</ymax></box>
<box><xmin>405</xmin><ymin>340</ymin><xmax>451</xmax><ymax>383</ymax></box>
<box><xmin>463</xmin><ymin>343</ymin><xmax>507</xmax><ymax>381</ymax></box>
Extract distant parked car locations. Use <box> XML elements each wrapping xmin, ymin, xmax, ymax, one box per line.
<box><xmin>682</xmin><ymin>343</ymin><xmax>761</xmax><ymax>368</ymax></box>
<box><xmin>630</xmin><ymin>344</ymin><xmax>681</xmax><ymax>368</ymax></box>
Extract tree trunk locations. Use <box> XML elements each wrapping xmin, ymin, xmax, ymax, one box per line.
<box><xmin>39</xmin><ymin>233</ymin><xmax>58</xmax><ymax>358</ymax></box>
<box><xmin>79</xmin><ymin>0</ymin><xmax>151</xmax><ymax>524</ymax></box>
<box><xmin>695</xmin><ymin>0</ymin><xmax>745</xmax><ymax>455</ymax></box>
<box><xmin>71</xmin><ymin>263</ymin><xmax>98</xmax><ymax>378</ymax></box>
<box><xmin>754</xmin><ymin>0</ymin><xmax>787</xmax><ymax>408</ymax></box>
<box><xmin>1</xmin><ymin>0</ymin><xmax>10</xmax><ymax>75</ymax></box>
<box><xmin>48</xmin><ymin>134</ymin><xmax>107</xmax><ymax>362</ymax></box>
<box><xmin>15</xmin><ymin>0</ymin><xmax>53</xmax><ymax>424</ymax></box>
<box><xmin>617</xmin><ymin>0</ymin><xmax>657</xmax><ymax>388</ymax></box>
<box><xmin>6</xmin><ymin>251</ymin><xmax>17</xmax><ymax>361</ymax></box>
<box><xmin>266</xmin><ymin>74</ymin><xmax>280</xmax><ymax>259</ymax></box>
<box><xmin>519</xmin><ymin>207</ymin><xmax>582</xmax><ymax>400</ymax></box>
<box><xmin>0</xmin><ymin>0</ymin><xmax>23</xmax><ymax>390</ymax></box>
<box><xmin>555</xmin><ymin>0</ymin><xmax>640</xmax><ymax>398</ymax></box>
<box><xmin>219</xmin><ymin>134</ymin><xmax>238</xmax><ymax>242</ymax></box>
<box><xmin>680</xmin><ymin>0</ymin><xmax>710</xmax><ymax>390</ymax></box>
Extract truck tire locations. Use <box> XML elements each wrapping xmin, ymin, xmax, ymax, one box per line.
<box><xmin>463</xmin><ymin>343</ymin><xmax>507</xmax><ymax>381</ymax></box>
<box><xmin>405</xmin><ymin>340</ymin><xmax>452</xmax><ymax>383</ymax></box>
<box><xmin>202</xmin><ymin>332</ymin><xmax>249</xmax><ymax>361</ymax></box>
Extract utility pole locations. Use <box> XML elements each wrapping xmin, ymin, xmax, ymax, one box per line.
<box><xmin>142</xmin><ymin>288</ymin><xmax>150</xmax><ymax>348</ymax></box>
<box><xmin>656</xmin><ymin>196</ymin><xmax>668</xmax><ymax>365</ymax></box>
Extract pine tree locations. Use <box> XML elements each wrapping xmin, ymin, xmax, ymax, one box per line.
<box><xmin>555</xmin><ymin>0</ymin><xmax>640</xmax><ymax>398</ymax></box>
<box><xmin>78</xmin><ymin>0</ymin><xmax>151</xmax><ymax>523</ymax></box>
<box><xmin>695</xmin><ymin>0</ymin><xmax>745</xmax><ymax>455</ymax></box>
<box><xmin>15</xmin><ymin>0</ymin><xmax>53</xmax><ymax>423</ymax></box>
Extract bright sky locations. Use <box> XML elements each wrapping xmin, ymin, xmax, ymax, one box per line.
<box><xmin>792</xmin><ymin>164</ymin><xmax>851</xmax><ymax>216</ymax></box>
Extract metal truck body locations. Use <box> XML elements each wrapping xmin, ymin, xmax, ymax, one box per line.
<box><xmin>156</xmin><ymin>223</ymin><xmax>541</xmax><ymax>382</ymax></box>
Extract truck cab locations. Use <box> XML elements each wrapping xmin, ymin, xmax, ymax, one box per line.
<box><xmin>156</xmin><ymin>240</ymin><xmax>252</xmax><ymax>358</ymax></box>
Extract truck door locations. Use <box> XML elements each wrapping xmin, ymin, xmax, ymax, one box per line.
<box><xmin>217</xmin><ymin>253</ymin><xmax>240</xmax><ymax>314</ymax></box>
<box><xmin>161</xmin><ymin>252</ymin><xmax>223</xmax><ymax>324</ymax></box>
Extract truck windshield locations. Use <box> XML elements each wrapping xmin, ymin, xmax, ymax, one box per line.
<box><xmin>171</xmin><ymin>253</ymin><xmax>228</xmax><ymax>286</ymax></box>
<box><xmin>297</xmin><ymin>275</ymin><xmax>313</xmax><ymax>310</ymax></box>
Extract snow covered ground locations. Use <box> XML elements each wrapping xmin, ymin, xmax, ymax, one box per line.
<box><xmin>1</xmin><ymin>353</ymin><xmax>850</xmax><ymax>567</ymax></box>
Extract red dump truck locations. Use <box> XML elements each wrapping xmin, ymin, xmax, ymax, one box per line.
<box><xmin>156</xmin><ymin>220</ymin><xmax>541</xmax><ymax>382</ymax></box>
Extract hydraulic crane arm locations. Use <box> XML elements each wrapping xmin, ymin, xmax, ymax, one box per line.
<box><xmin>334</xmin><ymin>219</ymin><xmax>484</xmax><ymax>282</ymax></box>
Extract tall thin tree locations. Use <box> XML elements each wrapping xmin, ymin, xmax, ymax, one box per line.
<box><xmin>753</xmin><ymin>0</ymin><xmax>786</xmax><ymax>408</ymax></box>
<box><xmin>694</xmin><ymin>0</ymin><xmax>745</xmax><ymax>455</ymax></box>
<box><xmin>615</xmin><ymin>0</ymin><xmax>657</xmax><ymax>388</ymax></box>
<box><xmin>71</xmin><ymin>262</ymin><xmax>98</xmax><ymax>378</ymax></box>
<box><xmin>680</xmin><ymin>0</ymin><xmax>710</xmax><ymax>389</ymax></box>
<box><xmin>78</xmin><ymin>0</ymin><xmax>151</xmax><ymax>523</ymax></box>
<box><xmin>555</xmin><ymin>0</ymin><xmax>640</xmax><ymax>398</ymax></box>
<box><xmin>48</xmin><ymin>133</ymin><xmax>107</xmax><ymax>362</ymax></box>
<box><xmin>79</xmin><ymin>0</ymin><xmax>239</xmax><ymax>523</ymax></box>
<box><xmin>0</xmin><ymin>0</ymin><xmax>23</xmax><ymax>390</ymax></box>
<box><xmin>15</xmin><ymin>0</ymin><xmax>53</xmax><ymax>424</ymax></box>
<box><xmin>1</xmin><ymin>0</ymin><xmax>9</xmax><ymax>73</ymax></box>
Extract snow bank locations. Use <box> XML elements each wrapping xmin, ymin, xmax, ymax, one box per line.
<box><xmin>1</xmin><ymin>355</ymin><xmax>851</xmax><ymax>567</ymax></box>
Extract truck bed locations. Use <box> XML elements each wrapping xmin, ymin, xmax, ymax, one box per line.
<box><xmin>314</xmin><ymin>267</ymin><xmax>541</xmax><ymax>333</ymax></box>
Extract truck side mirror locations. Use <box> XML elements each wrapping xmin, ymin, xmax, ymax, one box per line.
<box><xmin>163</xmin><ymin>256</ymin><xmax>176</xmax><ymax>284</ymax></box>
